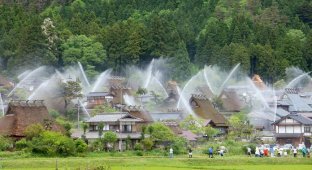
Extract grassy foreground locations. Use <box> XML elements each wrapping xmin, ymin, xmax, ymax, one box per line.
<box><xmin>0</xmin><ymin>153</ymin><xmax>312</xmax><ymax>170</ymax></box>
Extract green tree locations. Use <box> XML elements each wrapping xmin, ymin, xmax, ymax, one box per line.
<box><xmin>61</xmin><ymin>35</ymin><xmax>106</xmax><ymax>77</ymax></box>
<box><xmin>98</xmin><ymin>122</ymin><xmax>104</xmax><ymax>138</ymax></box>
<box><xmin>24</xmin><ymin>123</ymin><xmax>45</xmax><ymax>140</ymax></box>
<box><xmin>146</xmin><ymin>122</ymin><xmax>175</xmax><ymax>142</ymax></box>
<box><xmin>204</xmin><ymin>125</ymin><xmax>219</xmax><ymax>140</ymax></box>
<box><xmin>180</xmin><ymin>115</ymin><xmax>204</xmax><ymax>134</ymax></box>
<box><xmin>102</xmin><ymin>131</ymin><xmax>118</xmax><ymax>151</ymax></box>
<box><xmin>61</xmin><ymin>80</ymin><xmax>82</xmax><ymax>109</ymax></box>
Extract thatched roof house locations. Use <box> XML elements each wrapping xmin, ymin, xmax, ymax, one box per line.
<box><xmin>0</xmin><ymin>75</ymin><xmax>13</xmax><ymax>88</ymax></box>
<box><xmin>190</xmin><ymin>94</ymin><xmax>228</xmax><ymax>128</ymax></box>
<box><xmin>0</xmin><ymin>100</ymin><xmax>63</xmax><ymax>139</ymax></box>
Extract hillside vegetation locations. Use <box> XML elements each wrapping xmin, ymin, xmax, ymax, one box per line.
<box><xmin>0</xmin><ymin>0</ymin><xmax>311</xmax><ymax>83</ymax></box>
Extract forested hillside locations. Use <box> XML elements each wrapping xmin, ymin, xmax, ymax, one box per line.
<box><xmin>0</xmin><ymin>0</ymin><xmax>311</xmax><ymax>83</ymax></box>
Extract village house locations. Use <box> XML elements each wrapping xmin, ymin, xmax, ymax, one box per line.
<box><xmin>86</xmin><ymin>92</ymin><xmax>113</xmax><ymax>109</ymax></box>
<box><xmin>0</xmin><ymin>100</ymin><xmax>63</xmax><ymax>140</ymax></box>
<box><xmin>74</xmin><ymin>112</ymin><xmax>144</xmax><ymax>151</ymax></box>
<box><xmin>272</xmin><ymin>114</ymin><xmax>312</xmax><ymax>147</ymax></box>
<box><xmin>190</xmin><ymin>94</ymin><xmax>229</xmax><ymax>133</ymax></box>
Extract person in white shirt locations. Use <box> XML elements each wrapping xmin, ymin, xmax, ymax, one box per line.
<box><xmin>169</xmin><ymin>148</ymin><xmax>173</xmax><ymax>158</ymax></box>
<box><xmin>293</xmin><ymin>147</ymin><xmax>298</xmax><ymax>157</ymax></box>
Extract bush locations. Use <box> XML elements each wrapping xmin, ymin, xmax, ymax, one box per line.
<box><xmin>135</xmin><ymin>150</ymin><xmax>143</xmax><ymax>156</ymax></box>
<box><xmin>172</xmin><ymin>137</ymin><xmax>187</xmax><ymax>154</ymax></box>
<box><xmin>15</xmin><ymin>138</ymin><xmax>29</xmax><ymax>150</ymax></box>
<box><xmin>30</xmin><ymin>131</ymin><xmax>76</xmax><ymax>156</ymax></box>
<box><xmin>0</xmin><ymin>135</ymin><xmax>12</xmax><ymax>151</ymax></box>
<box><xmin>90</xmin><ymin>139</ymin><xmax>103</xmax><ymax>151</ymax></box>
<box><xmin>75</xmin><ymin>139</ymin><xmax>88</xmax><ymax>153</ymax></box>
<box><xmin>48</xmin><ymin>109</ymin><xmax>60</xmax><ymax>119</ymax></box>
<box><xmin>24</xmin><ymin>124</ymin><xmax>44</xmax><ymax>140</ymax></box>
<box><xmin>141</xmin><ymin>138</ymin><xmax>154</xmax><ymax>150</ymax></box>
<box><xmin>134</xmin><ymin>143</ymin><xmax>143</xmax><ymax>151</ymax></box>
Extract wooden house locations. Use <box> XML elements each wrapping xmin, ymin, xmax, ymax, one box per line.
<box><xmin>190</xmin><ymin>94</ymin><xmax>228</xmax><ymax>133</ymax></box>
<box><xmin>272</xmin><ymin>114</ymin><xmax>312</xmax><ymax>147</ymax></box>
<box><xmin>0</xmin><ymin>100</ymin><xmax>63</xmax><ymax>140</ymax></box>
<box><xmin>74</xmin><ymin>112</ymin><xmax>144</xmax><ymax>151</ymax></box>
<box><xmin>86</xmin><ymin>92</ymin><xmax>113</xmax><ymax>109</ymax></box>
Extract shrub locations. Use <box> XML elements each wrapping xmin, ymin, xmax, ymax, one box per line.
<box><xmin>141</xmin><ymin>138</ymin><xmax>154</xmax><ymax>150</ymax></box>
<box><xmin>48</xmin><ymin>109</ymin><xmax>60</xmax><ymax>119</ymax></box>
<box><xmin>90</xmin><ymin>139</ymin><xmax>103</xmax><ymax>151</ymax></box>
<box><xmin>15</xmin><ymin>138</ymin><xmax>29</xmax><ymax>150</ymax></box>
<box><xmin>24</xmin><ymin>124</ymin><xmax>44</xmax><ymax>140</ymax></box>
<box><xmin>30</xmin><ymin>131</ymin><xmax>76</xmax><ymax>156</ymax></box>
<box><xmin>0</xmin><ymin>135</ymin><xmax>12</xmax><ymax>151</ymax></box>
<box><xmin>134</xmin><ymin>143</ymin><xmax>143</xmax><ymax>151</ymax></box>
<box><xmin>75</xmin><ymin>139</ymin><xmax>88</xmax><ymax>153</ymax></box>
<box><xmin>172</xmin><ymin>137</ymin><xmax>187</xmax><ymax>154</ymax></box>
<box><xmin>135</xmin><ymin>150</ymin><xmax>143</xmax><ymax>156</ymax></box>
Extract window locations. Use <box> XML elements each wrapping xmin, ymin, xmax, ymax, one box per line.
<box><xmin>304</xmin><ymin>126</ymin><xmax>311</xmax><ymax>133</ymax></box>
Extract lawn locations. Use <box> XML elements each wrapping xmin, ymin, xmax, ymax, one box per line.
<box><xmin>0</xmin><ymin>153</ymin><xmax>312</xmax><ymax>170</ymax></box>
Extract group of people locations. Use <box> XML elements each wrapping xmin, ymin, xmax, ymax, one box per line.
<box><xmin>168</xmin><ymin>147</ymin><xmax>225</xmax><ymax>158</ymax></box>
<box><xmin>248</xmin><ymin>145</ymin><xmax>311</xmax><ymax>158</ymax></box>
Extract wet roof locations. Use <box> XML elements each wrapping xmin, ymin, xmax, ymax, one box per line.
<box><xmin>86</xmin><ymin>113</ymin><xmax>142</xmax><ymax>122</ymax></box>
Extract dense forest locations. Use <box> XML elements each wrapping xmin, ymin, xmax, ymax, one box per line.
<box><xmin>0</xmin><ymin>0</ymin><xmax>312</xmax><ymax>83</ymax></box>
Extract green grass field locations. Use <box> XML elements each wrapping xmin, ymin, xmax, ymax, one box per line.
<box><xmin>0</xmin><ymin>153</ymin><xmax>312</xmax><ymax>170</ymax></box>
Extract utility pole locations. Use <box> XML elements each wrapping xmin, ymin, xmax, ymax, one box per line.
<box><xmin>77</xmin><ymin>98</ymin><xmax>80</xmax><ymax>129</ymax></box>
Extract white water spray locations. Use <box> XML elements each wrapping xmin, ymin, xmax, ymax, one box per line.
<box><xmin>78</xmin><ymin>62</ymin><xmax>91</xmax><ymax>87</ymax></box>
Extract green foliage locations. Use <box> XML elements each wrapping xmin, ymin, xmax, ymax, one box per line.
<box><xmin>0</xmin><ymin>0</ymin><xmax>311</xmax><ymax>82</ymax></box>
<box><xmin>15</xmin><ymin>138</ymin><xmax>28</xmax><ymax>151</ymax></box>
<box><xmin>48</xmin><ymin>109</ymin><xmax>60</xmax><ymax>119</ymax></box>
<box><xmin>171</xmin><ymin>137</ymin><xmax>187</xmax><ymax>154</ymax></box>
<box><xmin>91</xmin><ymin>104</ymin><xmax>117</xmax><ymax>116</ymax></box>
<box><xmin>146</xmin><ymin>122</ymin><xmax>175</xmax><ymax>142</ymax></box>
<box><xmin>204</xmin><ymin>125</ymin><xmax>219</xmax><ymax>140</ymax></box>
<box><xmin>134</xmin><ymin>143</ymin><xmax>143</xmax><ymax>151</ymax></box>
<box><xmin>141</xmin><ymin>138</ymin><xmax>154</xmax><ymax>151</ymax></box>
<box><xmin>75</xmin><ymin>139</ymin><xmax>88</xmax><ymax>153</ymax></box>
<box><xmin>0</xmin><ymin>135</ymin><xmax>12</xmax><ymax>151</ymax></box>
<box><xmin>98</xmin><ymin>122</ymin><xmax>104</xmax><ymax>138</ymax></box>
<box><xmin>179</xmin><ymin>115</ymin><xmax>204</xmax><ymax>134</ymax></box>
<box><xmin>24</xmin><ymin>124</ymin><xmax>45</xmax><ymax>140</ymax></box>
<box><xmin>228</xmin><ymin>112</ymin><xmax>254</xmax><ymax>140</ymax></box>
<box><xmin>61</xmin><ymin>80</ymin><xmax>82</xmax><ymax>110</ymax></box>
<box><xmin>102</xmin><ymin>131</ymin><xmax>118</xmax><ymax>144</ymax></box>
<box><xmin>29</xmin><ymin>131</ymin><xmax>76</xmax><ymax>156</ymax></box>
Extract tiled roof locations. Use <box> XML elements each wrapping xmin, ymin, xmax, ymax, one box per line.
<box><xmin>288</xmin><ymin>114</ymin><xmax>312</xmax><ymax>125</ymax></box>
<box><xmin>287</xmin><ymin>94</ymin><xmax>312</xmax><ymax>112</ymax></box>
<box><xmin>180</xmin><ymin>130</ymin><xmax>198</xmax><ymax>141</ymax></box>
<box><xmin>273</xmin><ymin>114</ymin><xmax>312</xmax><ymax>125</ymax></box>
<box><xmin>149</xmin><ymin>112</ymin><xmax>183</xmax><ymax>121</ymax></box>
<box><xmin>275</xmin><ymin>133</ymin><xmax>303</xmax><ymax>138</ymax></box>
<box><xmin>72</xmin><ymin>131</ymin><xmax>143</xmax><ymax>139</ymax></box>
<box><xmin>86</xmin><ymin>113</ymin><xmax>143</xmax><ymax>123</ymax></box>
<box><xmin>87</xmin><ymin>92</ymin><xmax>112</xmax><ymax>97</ymax></box>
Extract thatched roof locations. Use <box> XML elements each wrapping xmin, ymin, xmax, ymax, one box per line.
<box><xmin>0</xmin><ymin>75</ymin><xmax>13</xmax><ymax>87</ymax></box>
<box><xmin>0</xmin><ymin>100</ymin><xmax>63</xmax><ymax>138</ymax></box>
<box><xmin>190</xmin><ymin>95</ymin><xmax>228</xmax><ymax>127</ymax></box>
<box><xmin>219</xmin><ymin>90</ymin><xmax>244</xmax><ymax>112</ymax></box>
<box><xmin>252</xmin><ymin>74</ymin><xmax>266</xmax><ymax>90</ymax></box>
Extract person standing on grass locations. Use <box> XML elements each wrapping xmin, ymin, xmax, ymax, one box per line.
<box><xmin>208</xmin><ymin>147</ymin><xmax>213</xmax><ymax>158</ymax></box>
<box><xmin>270</xmin><ymin>146</ymin><xmax>274</xmax><ymax>157</ymax></box>
<box><xmin>302</xmin><ymin>146</ymin><xmax>307</xmax><ymax>158</ymax></box>
<box><xmin>169</xmin><ymin>147</ymin><xmax>173</xmax><ymax>158</ymax></box>
<box><xmin>188</xmin><ymin>148</ymin><xmax>193</xmax><ymax>158</ymax></box>
<box><xmin>219</xmin><ymin>149</ymin><xmax>224</xmax><ymax>157</ymax></box>
<box><xmin>293</xmin><ymin>147</ymin><xmax>297</xmax><ymax>157</ymax></box>
<box><xmin>247</xmin><ymin>147</ymin><xmax>251</xmax><ymax>156</ymax></box>
<box><xmin>255</xmin><ymin>146</ymin><xmax>260</xmax><ymax>157</ymax></box>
